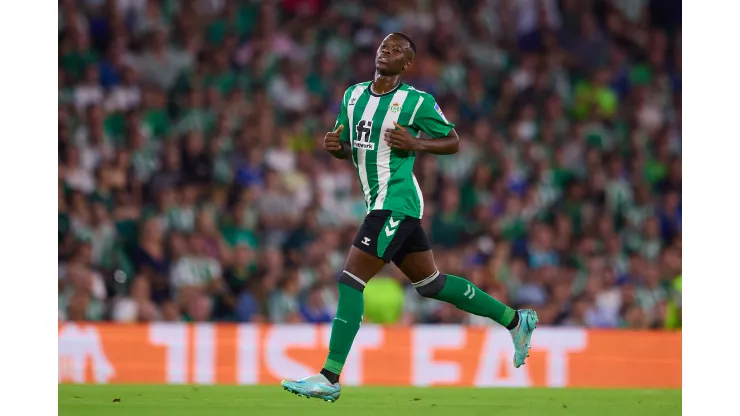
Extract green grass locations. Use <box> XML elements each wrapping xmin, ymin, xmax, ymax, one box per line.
<box><xmin>59</xmin><ymin>385</ymin><xmax>681</xmax><ymax>416</ymax></box>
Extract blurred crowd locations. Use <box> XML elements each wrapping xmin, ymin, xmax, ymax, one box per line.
<box><xmin>58</xmin><ymin>0</ymin><xmax>682</xmax><ymax>329</ymax></box>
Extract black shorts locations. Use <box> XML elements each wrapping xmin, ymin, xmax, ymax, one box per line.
<box><xmin>352</xmin><ymin>210</ymin><xmax>431</xmax><ymax>264</ymax></box>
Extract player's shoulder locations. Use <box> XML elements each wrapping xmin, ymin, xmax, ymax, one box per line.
<box><xmin>403</xmin><ymin>84</ymin><xmax>437</xmax><ymax>101</ymax></box>
<box><xmin>345</xmin><ymin>81</ymin><xmax>372</xmax><ymax>93</ymax></box>
<box><xmin>341</xmin><ymin>82</ymin><xmax>371</xmax><ymax>102</ymax></box>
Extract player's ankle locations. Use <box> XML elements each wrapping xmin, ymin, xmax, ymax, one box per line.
<box><xmin>321</xmin><ymin>368</ymin><xmax>340</xmax><ymax>384</ymax></box>
<box><xmin>506</xmin><ymin>310</ymin><xmax>520</xmax><ymax>330</ymax></box>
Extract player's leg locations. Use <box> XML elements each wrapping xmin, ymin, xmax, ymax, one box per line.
<box><xmin>281</xmin><ymin>246</ymin><xmax>383</xmax><ymax>402</ymax></box>
<box><xmin>320</xmin><ymin>246</ymin><xmax>385</xmax><ymax>383</ymax></box>
<box><xmin>392</xmin><ymin>227</ymin><xmax>538</xmax><ymax>368</ymax></box>
<box><xmin>281</xmin><ymin>210</ymin><xmax>403</xmax><ymax>401</ymax></box>
<box><xmin>395</xmin><ymin>250</ymin><xmax>518</xmax><ymax>327</ymax></box>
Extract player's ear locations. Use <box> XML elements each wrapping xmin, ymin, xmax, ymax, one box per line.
<box><xmin>404</xmin><ymin>59</ymin><xmax>414</xmax><ymax>71</ymax></box>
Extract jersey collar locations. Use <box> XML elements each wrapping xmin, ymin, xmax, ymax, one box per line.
<box><xmin>369</xmin><ymin>82</ymin><xmax>403</xmax><ymax>97</ymax></box>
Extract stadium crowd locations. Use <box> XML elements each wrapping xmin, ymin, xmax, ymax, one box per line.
<box><xmin>58</xmin><ymin>0</ymin><xmax>681</xmax><ymax>329</ymax></box>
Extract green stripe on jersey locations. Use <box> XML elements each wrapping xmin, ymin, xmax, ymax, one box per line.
<box><xmin>369</xmin><ymin>88</ymin><xmax>409</xmax><ymax>209</ymax></box>
<box><xmin>340</xmin><ymin>83</ymin><xmax>455</xmax><ymax>219</ymax></box>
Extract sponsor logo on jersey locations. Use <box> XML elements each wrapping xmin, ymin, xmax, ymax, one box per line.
<box><xmin>349</xmin><ymin>97</ymin><xmax>357</xmax><ymax>106</ymax></box>
<box><xmin>353</xmin><ymin>141</ymin><xmax>375</xmax><ymax>150</ymax></box>
<box><xmin>390</xmin><ymin>102</ymin><xmax>401</xmax><ymax>113</ymax></box>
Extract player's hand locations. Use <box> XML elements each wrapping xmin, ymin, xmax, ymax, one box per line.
<box><xmin>324</xmin><ymin>125</ymin><xmax>344</xmax><ymax>152</ymax></box>
<box><xmin>385</xmin><ymin>121</ymin><xmax>419</xmax><ymax>151</ymax></box>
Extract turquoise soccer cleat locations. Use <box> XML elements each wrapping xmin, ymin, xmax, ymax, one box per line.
<box><xmin>281</xmin><ymin>374</ymin><xmax>341</xmax><ymax>403</ymax></box>
<box><xmin>510</xmin><ymin>309</ymin><xmax>539</xmax><ymax>368</ymax></box>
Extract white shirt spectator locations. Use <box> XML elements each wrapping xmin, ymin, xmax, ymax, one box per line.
<box><xmin>132</xmin><ymin>49</ymin><xmax>193</xmax><ymax>91</ymax></box>
<box><xmin>512</xmin><ymin>67</ymin><xmax>534</xmax><ymax>92</ymax></box>
<box><xmin>268</xmin><ymin>75</ymin><xmax>310</xmax><ymax>113</ymax></box>
<box><xmin>283</xmin><ymin>170</ymin><xmax>313</xmax><ymax>211</ymax></box>
<box><xmin>515</xmin><ymin>0</ymin><xmax>561</xmax><ymax>35</ymax></box>
<box><xmin>594</xmin><ymin>287</ymin><xmax>622</xmax><ymax>327</ymax></box>
<box><xmin>317</xmin><ymin>170</ymin><xmax>353</xmax><ymax>208</ymax></box>
<box><xmin>170</xmin><ymin>256</ymin><xmax>222</xmax><ymax>293</ymax></box>
<box><xmin>265</xmin><ymin>147</ymin><xmax>296</xmax><ymax>173</ymax></box>
<box><xmin>79</xmin><ymin>142</ymin><xmax>114</xmax><ymax>172</ymax></box>
<box><xmin>66</xmin><ymin>167</ymin><xmax>96</xmax><ymax>194</ymax></box>
<box><xmin>75</xmin><ymin>83</ymin><xmax>104</xmax><ymax>113</ymax></box>
<box><xmin>105</xmin><ymin>85</ymin><xmax>141</xmax><ymax>112</ymax></box>
<box><xmin>111</xmin><ymin>298</ymin><xmax>138</xmax><ymax>322</ymax></box>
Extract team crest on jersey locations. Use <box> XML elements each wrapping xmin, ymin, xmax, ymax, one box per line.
<box><xmin>390</xmin><ymin>102</ymin><xmax>401</xmax><ymax>113</ymax></box>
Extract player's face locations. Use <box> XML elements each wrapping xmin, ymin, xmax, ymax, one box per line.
<box><xmin>375</xmin><ymin>35</ymin><xmax>412</xmax><ymax>75</ymax></box>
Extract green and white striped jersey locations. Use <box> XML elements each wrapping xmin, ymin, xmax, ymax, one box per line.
<box><xmin>335</xmin><ymin>82</ymin><xmax>455</xmax><ymax>219</ymax></box>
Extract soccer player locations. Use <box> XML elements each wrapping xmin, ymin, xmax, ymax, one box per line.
<box><xmin>281</xmin><ymin>33</ymin><xmax>538</xmax><ymax>402</ymax></box>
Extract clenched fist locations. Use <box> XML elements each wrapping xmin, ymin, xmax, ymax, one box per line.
<box><xmin>384</xmin><ymin>121</ymin><xmax>419</xmax><ymax>151</ymax></box>
<box><xmin>324</xmin><ymin>124</ymin><xmax>344</xmax><ymax>152</ymax></box>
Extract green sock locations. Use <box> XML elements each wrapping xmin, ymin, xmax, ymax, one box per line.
<box><xmin>430</xmin><ymin>274</ymin><xmax>516</xmax><ymax>327</ymax></box>
<box><xmin>323</xmin><ymin>280</ymin><xmax>364</xmax><ymax>375</ymax></box>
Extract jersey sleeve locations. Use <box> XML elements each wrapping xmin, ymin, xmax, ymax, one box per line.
<box><xmin>410</xmin><ymin>94</ymin><xmax>455</xmax><ymax>138</ymax></box>
<box><xmin>333</xmin><ymin>88</ymin><xmax>352</xmax><ymax>143</ymax></box>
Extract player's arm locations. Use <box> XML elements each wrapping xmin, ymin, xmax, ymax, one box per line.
<box><xmin>332</xmin><ymin>142</ymin><xmax>351</xmax><ymax>159</ymax></box>
<box><xmin>326</xmin><ymin>126</ymin><xmax>351</xmax><ymax>160</ymax></box>
<box><xmin>326</xmin><ymin>90</ymin><xmax>352</xmax><ymax>160</ymax></box>
<box><xmin>414</xmin><ymin>128</ymin><xmax>459</xmax><ymax>155</ymax></box>
<box><xmin>385</xmin><ymin>95</ymin><xmax>459</xmax><ymax>155</ymax></box>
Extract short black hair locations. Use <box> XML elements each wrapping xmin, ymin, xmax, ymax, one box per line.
<box><xmin>391</xmin><ymin>32</ymin><xmax>416</xmax><ymax>54</ymax></box>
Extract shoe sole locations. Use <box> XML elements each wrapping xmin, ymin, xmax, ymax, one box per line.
<box><xmin>513</xmin><ymin>310</ymin><xmax>539</xmax><ymax>368</ymax></box>
<box><xmin>282</xmin><ymin>384</ymin><xmax>339</xmax><ymax>403</ymax></box>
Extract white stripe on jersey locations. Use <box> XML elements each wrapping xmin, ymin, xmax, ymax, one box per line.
<box><xmin>412</xmin><ymin>173</ymin><xmax>424</xmax><ymax>218</ymax></box>
<box><xmin>357</xmin><ymin>94</ymin><xmax>380</xmax><ymax>210</ymax></box>
<box><xmin>408</xmin><ymin>96</ymin><xmax>424</xmax><ymax>125</ymax></box>
<box><xmin>347</xmin><ymin>85</ymin><xmax>369</xmax><ymax>206</ymax></box>
<box><xmin>372</xmin><ymin>89</ymin><xmax>409</xmax><ymax>211</ymax></box>
<box><xmin>347</xmin><ymin>85</ymin><xmax>368</xmax><ymax>146</ymax></box>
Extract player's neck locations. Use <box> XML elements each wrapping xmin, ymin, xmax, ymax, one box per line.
<box><xmin>371</xmin><ymin>72</ymin><xmax>402</xmax><ymax>95</ymax></box>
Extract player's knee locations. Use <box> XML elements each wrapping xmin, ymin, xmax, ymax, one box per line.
<box><xmin>337</xmin><ymin>270</ymin><xmax>367</xmax><ymax>292</ymax></box>
<box><xmin>414</xmin><ymin>271</ymin><xmax>447</xmax><ymax>298</ymax></box>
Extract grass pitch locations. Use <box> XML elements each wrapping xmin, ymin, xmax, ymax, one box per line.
<box><xmin>59</xmin><ymin>385</ymin><xmax>680</xmax><ymax>416</ymax></box>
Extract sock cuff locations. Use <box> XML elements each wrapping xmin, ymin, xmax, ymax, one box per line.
<box><xmin>338</xmin><ymin>270</ymin><xmax>366</xmax><ymax>292</ymax></box>
<box><xmin>414</xmin><ymin>270</ymin><xmax>447</xmax><ymax>297</ymax></box>
<box><xmin>413</xmin><ymin>270</ymin><xmax>440</xmax><ymax>287</ymax></box>
<box><xmin>502</xmin><ymin>307</ymin><xmax>517</xmax><ymax>328</ymax></box>
<box><xmin>323</xmin><ymin>358</ymin><xmax>344</xmax><ymax>375</ymax></box>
